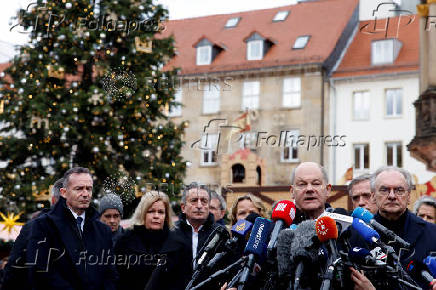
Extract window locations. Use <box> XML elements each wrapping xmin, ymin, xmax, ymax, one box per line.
<box><xmin>203</xmin><ymin>84</ymin><xmax>220</xmax><ymax>114</ymax></box>
<box><xmin>273</xmin><ymin>11</ymin><xmax>289</xmax><ymax>22</ymax></box>
<box><xmin>283</xmin><ymin>77</ymin><xmax>301</xmax><ymax>108</ymax></box>
<box><xmin>353</xmin><ymin>91</ymin><xmax>370</xmax><ymax>120</ymax></box>
<box><xmin>386</xmin><ymin>88</ymin><xmax>402</xmax><ymax>117</ymax></box>
<box><xmin>225</xmin><ymin>17</ymin><xmax>240</xmax><ymax>28</ymax></box>
<box><xmin>293</xmin><ymin>36</ymin><xmax>310</xmax><ymax>49</ymax></box>
<box><xmin>242</xmin><ymin>81</ymin><xmax>260</xmax><ymax>110</ymax></box>
<box><xmin>371</xmin><ymin>39</ymin><xmax>401</xmax><ymax>65</ymax></box>
<box><xmin>196</xmin><ymin>45</ymin><xmax>212</xmax><ymax>65</ymax></box>
<box><xmin>281</xmin><ymin>130</ymin><xmax>299</xmax><ymax>162</ymax></box>
<box><xmin>232</xmin><ymin>164</ymin><xmax>245</xmax><ymax>183</ymax></box>
<box><xmin>354</xmin><ymin>144</ymin><xmax>369</xmax><ymax>170</ymax></box>
<box><xmin>168</xmin><ymin>90</ymin><xmax>182</xmax><ymax>117</ymax></box>
<box><xmin>201</xmin><ymin>133</ymin><xmax>218</xmax><ymax>165</ymax></box>
<box><xmin>247</xmin><ymin>40</ymin><xmax>263</xmax><ymax>60</ymax></box>
<box><xmin>386</xmin><ymin>142</ymin><xmax>402</xmax><ymax>167</ymax></box>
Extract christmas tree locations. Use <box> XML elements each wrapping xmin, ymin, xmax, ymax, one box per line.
<box><xmin>0</xmin><ymin>0</ymin><xmax>186</xmax><ymax>217</ymax></box>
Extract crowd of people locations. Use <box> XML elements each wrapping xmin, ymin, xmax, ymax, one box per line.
<box><xmin>0</xmin><ymin>163</ymin><xmax>435</xmax><ymax>289</ymax></box>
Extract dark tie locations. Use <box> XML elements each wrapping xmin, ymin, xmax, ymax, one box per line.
<box><xmin>76</xmin><ymin>216</ymin><xmax>83</xmax><ymax>235</ymax></box>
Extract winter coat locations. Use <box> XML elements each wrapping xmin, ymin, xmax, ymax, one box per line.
<box><xmin>114</xmin><ymin>225</ymin><xmax>171</xmax><ymax>290</ymax></box>
<box><xmin>25</xmin><ymin>196</ymin><xmax>117</xmax><ymax>290</ymax></box>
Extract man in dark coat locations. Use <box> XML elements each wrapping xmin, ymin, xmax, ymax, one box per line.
<box><xmin>2</xmin><ymin>177</ymin><xmax>64</xmax><ymax>290</ymax></box>
<box><xmin>362</xmin><ymin>166</ymin><xmax>436</xmax><ymax>290</ymax></box>
<box><xmin>25</xmin><ymin>167</ymin><xmax>117</xmax><ymax>289</ymax></box>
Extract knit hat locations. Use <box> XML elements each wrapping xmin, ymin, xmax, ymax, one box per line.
<box><xmin>99</xmin><ymin>193</ymin><xmax>123</xmax><ymax>217</ymax></box>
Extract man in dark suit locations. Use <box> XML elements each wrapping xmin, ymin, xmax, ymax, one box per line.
<box><xmin>25</xmin><ymin>167</ymin><xmax>117</xmax><ymax>289</ymax></box>
<box><xmin>352</xmin><ymin>166</ymin><xmax>436</xmax><ymax>290</ymax></box>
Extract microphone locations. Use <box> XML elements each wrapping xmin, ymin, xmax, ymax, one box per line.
<box><xmin>315</xmin><ymin>216</ymin><xmax>340</xmax><ymax>290</ymax></box>
<box><xmin>320</xmin><ymin>210</ymin><xmax>352</xmax><ymax>234</ymax></box>
<box><xmin>187</xmin><ymin>226</ymin><xmax>230</xmax><ymax>290</ymax></box>
<box><xmin>351</xmin><ymin>207</ymin><xmax>410</xmax><ymax>248</ymax></box>
<box><xmin>267</xmin><ymin>200</ymin><xmax>296</xmax><ymax>258</ymax></box>
<box><xmin>424</xmin><ymin>256</ymin><xmax>436</xmax><ymax>277</ymax></box>
<box><xmin>196</xmin><ymin>226</ymin><xmax>230</xmax><ymax>267</ymax></box>
<box><xmin>406</xmin><ymin>260</ymin><xmax>435</xmax><ymax>288</ymax></box>
<box><xmin>205</xmin><ymin>218</ymin><xmax>253</xmax><ymax>271</ymax></box>
<box><xmin>277</xmin><ymin>220</ymin><xmax>323</xmax><ymax>289</ymax></box>
<box><xmin>348</xmin><ymin>247</ymin><xmax>377</xmax><ymax>265</ymax></box>
<box><xmin>233</xmin><ymin>217</ymin><xmax>272</xmax><ymax>288</ymax></box>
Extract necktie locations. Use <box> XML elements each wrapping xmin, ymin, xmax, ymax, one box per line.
<box><xmin>76</xmin><ymin>216</ymin><xmax>83</xmax><ymax>235</ymax></box>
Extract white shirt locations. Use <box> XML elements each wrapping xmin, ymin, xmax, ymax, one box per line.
<box><xmin>186</xmin><ymin>219</ymin><xmax>203</xmax><ymax>262</ymax></box>
<box><xmin>68</xmin><ymin>208</ymin><xmax>86</xmax><ymax>232</ymax></box>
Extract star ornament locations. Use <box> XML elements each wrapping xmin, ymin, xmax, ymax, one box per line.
<box><xmin>0</xmin><ymin>212</ymin><xmax>24</xmax><ymax>234</ymax></box>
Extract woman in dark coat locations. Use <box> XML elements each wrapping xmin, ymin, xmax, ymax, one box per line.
<box><xmin>114</xmin><ymin>191</ymin><xmax>185</xmax><ymax>290</ymax></box>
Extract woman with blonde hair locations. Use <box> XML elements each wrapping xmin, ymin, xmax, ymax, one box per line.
<box><xmin>229</xmin><ymin>193</ymin><xmax>266</xmax><ymax>226</ymax></box>
<box><xmin>115</xmin><ymin>191</ymin><xmax>181</xmax><ymax>290</ymax></box>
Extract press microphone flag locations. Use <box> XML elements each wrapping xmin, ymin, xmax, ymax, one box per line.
<box><xmin>244</xmin><ymin>217</ymin><xmax>273</xmax><ymax>259</ymax></box>
<box><xmin>424</xmin><ymin>256</ymin><xmax>436</xmax><ymax>277</ymax></box>
<box><xmin>315</xmin><ymin>216</ymin><xmax>340</xmax><ymax>290</ymax></box>
<box><xmin>351</xmin><ymin>207</ymin><xmax>410</xmax><ymax>248</ymax></box>
<box><xmin>232</xmin><ymin>218</ymin><xmax>253</xmax><ymax>238</ymax></box>
<box><xmin>267</xmin><ymin>200</ymin><xmax>296</xmax><ymax>257</ymax></box>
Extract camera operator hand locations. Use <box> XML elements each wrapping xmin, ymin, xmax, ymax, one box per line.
<box><xmin>431</xmin><ymin>279</ymin><xmax>436</xmax><ymax>290</ymax></box>
<box><xmin>350</xmin><ymin>267</ymin><xmax>376</xmax><ymax>290</ymax></box>
<box><xmin>220</xmin><ymin>282</ymin><xmax>236</xmax><ymax>290</ymax></box>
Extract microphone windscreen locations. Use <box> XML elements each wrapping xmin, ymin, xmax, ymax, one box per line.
<box><xmin>277</xmin><ymin>228</ymin><xmax>295</xmax><ymax>277</ymax></box>
<box><xmin>424</xmin><ymin>256</ymin><xmax>436</xmax><ymax>277</ymax></box>
<box><xmin>315</xmin><ymin>216</ymin><xmax>338</xmax><ymax>243</ymax></box>
<box><xmin>271</xmin><ymin>200</ymin><xmax>296</xmax><ymax>226</ymax></box>
<box><xmin>290</xmin><ymin>220</ymin><xmax>318</xmax><ymax>261</ymax></box>
<box><xmin>349</xmin><ymin>247</ymin><xmax>371</xmax><ymax>264</ymax></box>
<box><xmin>352</xmin><ymin>218</ymin><xmax>380</xmax><ymax>244</ymax></box>
<box><xmin>245</xmin><ymin>212</ymin><xmax>261</xmax><ymax>224</ymax></box>
<box><xmin>351</xmin><ymin>207</ymin><xmax>374</xmax><ymax>224</ymax></box>
<box><xmin>244</xmin><ymin>217</ymin><xmax>273</xmax><ymax>259</ymax></box>
<box><xmin>231</xmin><ymin>219</ymin><xmax>253</xmax><ymax>237</ymax></box>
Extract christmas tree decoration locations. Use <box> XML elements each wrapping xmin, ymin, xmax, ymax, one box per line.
<box><xmin>0</xmin><ymin>212</ymin><xmax>24</xmax><ymax>234</ymax></box>
<box><xmin>0</xmin><ymin>0</ymin><xmax>186</xmax><ymax>215</ymax></box>
<box><xmin>135</xmin><ymin>37</ymin><xmax>153</xmax><ymax>53</ymax></box>
<box><xmin>47</xmin><ymin>65</ymin><xmax>65</xmax><ymax>79</ymax></box>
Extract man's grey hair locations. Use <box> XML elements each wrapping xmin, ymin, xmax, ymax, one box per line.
<box><xmin>181</xmin><ymin>182</ymin><xmax>212</xmax><ymax>204</ymax></box>
<box><xmin>52</xmin><ymin>178</ymin><xmax>64</xmax><ymax>199</ymax></box>
<box><xmin>413</xmin><ymin>195</ymin><xmax>436</xmax><ymax>214</ymax></box>
<box><xmin>290</xmin><ymin>163</ymin><xmax>329</xmax><ymax>185</ymax></box>
<box><xmin>62</xmin><ymin>167</ymin><xmax>92</xmax><ymax>188</ymax></box>
<box><xmin>348</xmin><ymin>173</ymin><xmax>372</xmax><ymax>196</ymax></box>
<box><xmin>370</xmin><ymin>166</ymin><xmax>413</xmax><ymax>192</ymax></box>
<box><xmin>210</xmin><ymin>190</ymin><xmax>226</xmax><ymax>211</ymax></box>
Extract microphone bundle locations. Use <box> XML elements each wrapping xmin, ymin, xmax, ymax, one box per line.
<box><xmin>187</xmin><ymin>205</ymin><xmax>434</xmax><ymax>290</ymax></box>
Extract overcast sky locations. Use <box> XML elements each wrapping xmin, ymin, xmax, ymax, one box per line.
<box><xmin>0</xmin><ymin>0</ymin><xmax>293</xmax><ymax>62</ymax></box>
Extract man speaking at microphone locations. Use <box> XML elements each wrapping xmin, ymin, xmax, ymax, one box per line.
<box><xmin>290</xmin><ymin>162</ymin><xmax>332</xmax><ymax>222</ymax></box>
<box><xmin>366</xmin><ymin>166</ymin><xmax>436</xmax><ymax>289</ymax></box>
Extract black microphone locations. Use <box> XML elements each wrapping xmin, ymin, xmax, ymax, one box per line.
<box><xmin>277</xmin><ymin>219</ymin><xmax>323</xmax><ymax>289</ymax></box>
<box><xmin>186</xmin><ymin>226</ymin><xmax>230</xmax><ymax>290</ymax></box>
<box><xmin>196</xmin><ymin>226</ymin><xmax>230</xmax><ymax>268</ymax></box>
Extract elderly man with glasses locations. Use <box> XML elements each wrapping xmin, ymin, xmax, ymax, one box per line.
<box><xmin>367</xmin><ymin>166</ymin><xmax>436</xmax><ymax>290</ymax></box>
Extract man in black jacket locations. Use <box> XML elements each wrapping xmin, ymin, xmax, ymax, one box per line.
<box><xmin>25</xmin><ymin>167</ymin><xmax>117</xmax><ymax>289</ymax></box>
<box><xmin>1</xmin><ymin>177</ymin><xmax>64</xmax><ymax>290</ymax></box>
<box><xmin>175</xmin><ymin>183</ymin><xmax>219</xmax><ymax>266</ymax></box>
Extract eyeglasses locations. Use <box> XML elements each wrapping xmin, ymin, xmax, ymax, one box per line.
<box><xmin>294</xmin><ymin>183</ymin><xmax>324</xmax><ymax>190</ymax></box>
<box><xmin>377</xmin><ymin>186</ymin><xmax>408</xmax><ymax>196</ymax></box>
